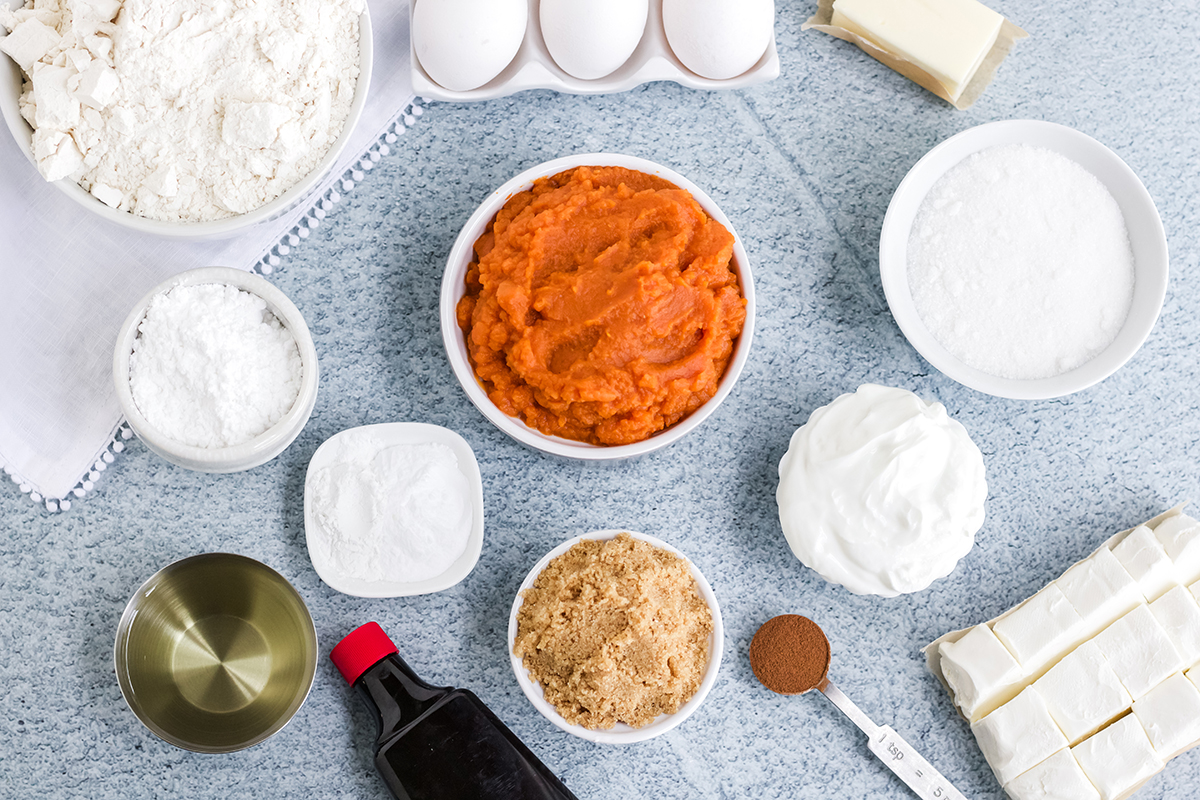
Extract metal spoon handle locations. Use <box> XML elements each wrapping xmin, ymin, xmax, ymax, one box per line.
<box><xmin>820</xmin><ymin>682</ymin><xmax>969</xmax><ymax>800</ymax></box>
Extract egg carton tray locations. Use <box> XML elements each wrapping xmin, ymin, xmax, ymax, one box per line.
<box><xmin>409</xmin><ymin>0</ymin><xmax>780</xmax><ymax>101</ymax></box>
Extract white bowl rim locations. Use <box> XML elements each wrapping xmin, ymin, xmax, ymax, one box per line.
<box><xmin>112</xmin><ymin>266</ymin><xmax>319</xmax><ymax>471</ymax></box>
<box><xmin>879</xmin><ymin>119</ymin><xmax>1169</xmax><ymax>400</ymax></box>
<box><xmin>0</xmin><ymin>6</ymin><xmax>373</xmax><ymax>239</ymax></box>
<box><xmin>507</xmin><ymin>528</ymin><xmax>725</xmax><ymax>745</ymax></box>
<box><xmin>439</xmin><ymin>152</ymin><xmax>756</xmax><ymax>460</ymax></box>
<box><xmin>302</xmin><ymin>422</ymin><xmax>485</xmax><ymax>597</ymax></box>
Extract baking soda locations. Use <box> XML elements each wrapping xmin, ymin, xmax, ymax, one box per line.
<box><xmin>129</xmin><ymin>283</ymin><xmax>302</xmax><ymax>447</ymax></box>
<box><xmin>907</xmin><ymin>144</ymin><xmax>1135</xmax><ymax>380</ymax></box>
<box><xmin>308</xmin><ymin>433</ymin><xmax>473</xmax><ymax>584</ymax></box>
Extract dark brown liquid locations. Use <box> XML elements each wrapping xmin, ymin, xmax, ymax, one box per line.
<box><xmin>355</xmin><ymin>653</ymin><xmax>580</xmax><ymax>800</ymax></box>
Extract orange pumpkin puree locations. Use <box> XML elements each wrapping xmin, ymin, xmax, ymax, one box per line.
<box><xmin>456</xmin><ymin>165</ymin><xmax>746</xmax><ymax>446</ymax></box>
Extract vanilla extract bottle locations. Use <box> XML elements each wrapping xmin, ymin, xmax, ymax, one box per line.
<box><xmin>330</xmin><ymin>622</ymin><xmax>580</xmax><ymax>800</ymax></box>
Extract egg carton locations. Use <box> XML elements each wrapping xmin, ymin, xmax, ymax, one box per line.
<box><xmin>409</xmin><ymin>0</ymin><xmax>780</xmax><ymax>101</ymax></box>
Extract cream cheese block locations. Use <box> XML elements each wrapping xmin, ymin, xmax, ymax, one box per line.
<box><xmin>1111</xmin><ymin>524</ymin><xmax>1176</xmax><ymax>602</ymax></box>
<box><xmin>1092</xmin><ymin>604</ymin><xmax>1184</xmax><ymax>701</ymax></box>
<box><xmin>926</xmin><ymin>506</ymin><xmax>1200</xmax><ymax>796</ymax></box>
<box><xmin>1071</xmin><ymin>714</ymin><xmax>1163</xmax><ymax>800</ymax></box>
<box><xmin>939</xmin><ymin>623</ymin><xmax>1025</xmax><ymax>722</ymax></box>
<box><xmin>1132</xmin><ymin>671</ymin><xmax>1200</xmax><ymax>760</ymax></box>
<box><xmin>1004</xmin><ymin>748</ymin><xmax>1100</xmax><ymax>800</ymax></box>
<box><xmin>829</xmin><ymin>0</ymin><xmax>1003</xmax><ymax>100</ymax></box>
<box><xmin>1031</xmin><ymin>641</ymin><xmax>1131</xmax><ymax>745</ymax></box>
<box><xmin>1055</xmin><ymin>548</ymin><xmax>1143</xmax><ymax>640</ymax></box>
<box><xmin>992</xmin><ymin>584</ymin><xmax>1086</xmax><ymax>674</ymax></box>
<box><xmin>972</xmin><ymin>687</ymin><xmax>1070</xmax><ymax>786</ymax></box>
<box><xmin>1149</xmin><ymin>585</ymin><xmax>1200</xmax><ymax>668</ymax></box>
<box><xmin>1153</xmin><ymin>514</ymin><xmax>1200</xmax><ymax>586</ymax></box>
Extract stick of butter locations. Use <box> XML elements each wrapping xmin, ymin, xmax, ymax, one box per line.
<box><xmin>802</xmin><ymin>0</ymin><xmax>1027</xmax><ymax>109</ymax></box>
<box><xmin>830</xmin><ymin>0</ymin><xmax>1003</xmax><ymax>101</ymax></box>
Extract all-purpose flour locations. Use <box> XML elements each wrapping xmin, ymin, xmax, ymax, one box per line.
<box><xmin>308</xmin><ymin>433</ymin><xmax>474</xmax><ymax>585</ymax></box>
<box><xmin>0</xmin><ymin>0</ymin><xmax>363</xmax><ymax>221</ymax></box>
<box><xmin>130</xmin><ymin>283</ymin><xmax>302</xmax><ymax>447</ymax></box>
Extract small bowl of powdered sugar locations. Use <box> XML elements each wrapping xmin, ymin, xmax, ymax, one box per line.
<box><xmin>113</xmin><ymin>266</ymin><xmax>319</xmax><ymax>472</ymax></box>
<box><xmin>880</xmin><ymin>120</ymin><xmax>1168</xmax><ymax>400</ymax></box>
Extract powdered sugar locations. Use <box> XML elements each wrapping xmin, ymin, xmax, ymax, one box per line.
<box><xmin>129</xmin><ymin>283</ymin><xmax>302</xmax><ymax>447</ymax></box>
<box><xmin>1</xmin><ymin>0</ymin><xmax>364</xmax><ymax>221</ymax></box>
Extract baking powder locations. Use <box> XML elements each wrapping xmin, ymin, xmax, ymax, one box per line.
<box><xmin>907</xmin><ymin>144</ymin><xmax>1135</xmax><ymax>380</ymax></box>
<box><xmin>129</xmin><ymin>283</ymin><xmax>302</xmax><ymax>448</ymax></box>
<box><xmin>1</xmin><ymin>0</ymin><xmax>363</xmax><ymax>221</ymax></box>
<box><xmin>308</xmin><ymin>433</ymin><xmax>473</xmax><ymax>585</ymax></box>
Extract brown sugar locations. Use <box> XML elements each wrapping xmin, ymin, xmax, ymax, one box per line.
<box><xmin>513</xmin><ymin>533</ymin><xmax>713</xmax><ymax>729</ymax></box>
<box><xmin>749</xmin><ymin>615</ymin><xmax>831</xmax><ymax>695</ymax></box>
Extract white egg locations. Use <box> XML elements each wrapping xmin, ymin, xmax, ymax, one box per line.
<box><xmin>663</xmin><ymin>0</ymin><xmax>775</xmax><ymax>81</ymax></box>
<box><xmin>540</xmin><ymin>0</ymin><xmax>649</xmax><ymax>81</ymax></box>
<box><xmin>412</xmin><ymin>0</ymin><xmax>529</xmax><ymax>92</ymax></box>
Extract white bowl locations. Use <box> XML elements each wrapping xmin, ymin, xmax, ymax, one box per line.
<box><xmin>879</xmin><ymin>120</ymin><xmax>1169</xmax><ymax>400</ymax></box>
<box><xmin>303</xmin><ymin>422</ymin><xmax>485</xmax><ymax>597</ymax></box>
<box><xmin>439</xmin><ymin>153</ymin><xmax>756</xmax><ymax>462</ymax></box>
<box><xmin>507</xmin><ymin>529</ymin><xmax>724</xmax><ymax>744</ymax></box>
<box><xmin>112</xmin><ymin>267</ymin><xmax>319</xmax><ymax>472</ymax></box>
<box><xmin>0</xmin><ymin>5</ymin><xmax>372</xmax><ymax>240</ymax></box>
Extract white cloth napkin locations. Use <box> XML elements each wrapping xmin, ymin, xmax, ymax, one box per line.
<box><xmin>0</xmin><ymin>0</ymin><xmax>418</xmax><ymax>507</ymax></box>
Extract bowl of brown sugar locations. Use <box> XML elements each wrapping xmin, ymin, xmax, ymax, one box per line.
<box><xmin>508</xmin><ymin>529</ymin><xmax>723</xmax><ymax>744</ymax></box>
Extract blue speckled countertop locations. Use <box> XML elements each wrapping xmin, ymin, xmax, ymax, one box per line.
<box><xmin>3</xmin><ymin>2</ymin><xmax>1199</xmax><ymax>798</ymax></box>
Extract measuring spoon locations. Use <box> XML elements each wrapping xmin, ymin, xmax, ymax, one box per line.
<box><xmin>749</xmin><ymin>614</ymin><xmax>968</xmax><ymax>800</ymax></box>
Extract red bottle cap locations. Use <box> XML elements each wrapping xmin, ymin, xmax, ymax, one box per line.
<box><xmin>330</xmin><ymin>622</ymin><xmax>399</xmax><ymax>685</ymax></box>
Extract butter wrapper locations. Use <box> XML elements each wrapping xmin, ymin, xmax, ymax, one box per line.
<box><xmin>802</xmin><ymin>0</ymin><xmax>1028</xmax><ymax>110</ymax></box>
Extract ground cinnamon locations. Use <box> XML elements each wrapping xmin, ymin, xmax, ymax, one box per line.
<box><xmin>749</xmin><ymin>615</ymin><xmax>831</xmax><ymax>695</ymax></box>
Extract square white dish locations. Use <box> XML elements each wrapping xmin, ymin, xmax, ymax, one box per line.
<box><xmin>410</xmin><ymin>0</ymin><xmax>779</xmax><ymax>101</ymax></box>
<box><xmin>304</xmin><ymin>423</ymin><xmax>484</xmax><ymax>597</ymax></box>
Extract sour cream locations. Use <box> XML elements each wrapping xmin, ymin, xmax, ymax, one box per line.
<box><xmin>776</xmin><ymin>384</ymin><xmax>986</xmax><ymax>597</ymax></box>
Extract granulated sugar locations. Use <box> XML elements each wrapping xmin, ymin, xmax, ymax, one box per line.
<box><xmin>129</xmin><ymin>283</ymin><xmax>302</xmax><ymax>447</ymax></box>
<box><xmin>907</xmin><ymin>144</ymin><xmax>1135</xmax><ymax>380</ymax></box>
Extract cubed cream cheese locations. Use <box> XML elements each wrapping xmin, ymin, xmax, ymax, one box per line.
<box><xmin>830</xmin><ymin>0</ymin><xmax>1004</xmax><ymax>100</ymax></box>
<box><xmin>940</xmin><ymin>624</ymin><xmax>1026</xmax><ymax>722</ymax></box>
<box><xmin>1153</xmin><ymin>514</ymin><xmax>1200</xmax><ymax>586</ymax></box>
<box><xmin>993</xmin><ymin>584</ymin><xmax>1087</xmax><ymax>673</ymax></box>
<box><xmin>1093</xmin><ymin>605</ymin><xmax>1184</xmax><ymax>700</ymax></box>
<box><xmin>1056</xmin><ymin>548</ymin><xmax>1143</xmax><ymax>639</ymax></box>
<box><xmin>1132</xmin><ymin>671</ymin><xmax>1200</xmax><ymax>760</ymax></box>
<box><xmin>1072</xmin><ymin>714</ymin><xmax>1164</xmax><ymax>800</ymax></box>
<box><xmin>1004</xmin><ymin>748</ymin><xmax>1101</xmax><ymax>800</ymax></box>
<box><xmin>1032</xmin><ymin>641</ymin><xmax>1132</xmax><ymax>745</ymax></box>
<box><xmin>972</xmin><ymin>687</ymin><xmax>1070</xmax><ymax>786</ymax></box>
<box><xmin>1112</xmin><ymin>525</ymin><xmax>1177</xmax><ymax>602</ymax></box>
<box><xmin>1149</xmin><ymin>585</ymin><xmax>1200</xmax><ymax>669</ymax></box>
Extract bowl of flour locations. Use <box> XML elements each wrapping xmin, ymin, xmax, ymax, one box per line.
<box><xmin>0</xmin><ymin>0</ymin><xmax>371</xmax><ymax>239</ymax></box>
<box><xmin>880</xmin><ymin>120</ymin><xmax>1169</xmax><ymax>400</ymax></box>
<box><xmin>112</xmin><ymin>266</ymin><xmax>319</xmax><ymax>472</ymax></box>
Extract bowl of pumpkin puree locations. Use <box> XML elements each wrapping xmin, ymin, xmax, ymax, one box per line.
<box><xmin>440</xmin><ymin>154</ymin><xmax>756</xmax><ymax>461</ymax></box>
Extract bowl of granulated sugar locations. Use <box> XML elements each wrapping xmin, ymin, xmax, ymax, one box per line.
<box><xmin>112</xmin><ymin>267</ymin><xmax>319</xmax><ymax>472</ymax></box>
<box><xmin>880</xmin><ymin>120</ymin><xmax>1168</xmax><ymax>400</ymax></box>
